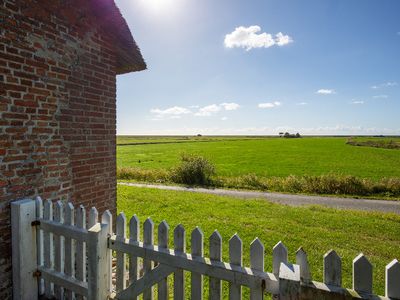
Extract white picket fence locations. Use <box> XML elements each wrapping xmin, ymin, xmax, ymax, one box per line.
<box><xmin>11</xmin><ymin>198</ymin><xmax>400</xmax><ymax>300</ymax></box>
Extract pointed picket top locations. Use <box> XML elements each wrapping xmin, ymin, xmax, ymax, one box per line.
<box><xmin>229</xmin><ymin>233</ymin><xmax>243</xmax><ymax>266</ymax></box>
<box><xmin>101</xmin><ymin>209</ymin><xmax>112</xmax><ymax>234</ymax></box>
<box><xmin>296</xmin><ymin>247</ymin><xmax>311</xmax><ymax>283</ymax></box>
<box><xmin>144</xmin><ymin>217</ymin><xmax>154</xmax><ymax>245</ymax></box>
<box><xmin>54</xmin><ymin>201</ymin><xmax>63</xmax><ymax>222</ymax></box>
<box><xmin>174</xmin><ymin>224</ymin><xmax>186</xmax><ymax>299</ymax></box>
<box><xmin>44</xmin><ymin>199</ymin><xmax>53</xmax><ymax>220</ymax></box>
<box><xmin>88</xmin><ymin>207</ymin><xmax>98</xmax><ymax>228</ymax></box>
<box><xmin>250</xmin><ymin>238</ymin><xmax>264</xmax><ymax>272</ymax></box>
<box><xmin>76</xmin><ymin>205</ymin><xmax>86</xmax><ymax>228</ymax></box>
<box><xmin>35</xmin><ymin>196</ymin><xmax>43</xmax><ymax>217</ymax></box>
<box><xmin>386</xmin><ymin>259</ymin><xmax>400</xmax><ymax>298</ymax></box>
<box><xmin>158</xmin><ymin>220</ymin><xmax>170</xmax><ymax>248</ymax></box>
<box><xmin>273</xmin><ymin>241</ymin><xmax>288</xmax><ymax>276</ymax></box>
<box><xmin>324</xmin><ymin>250</ymin><xmax>342</xmax><ymax>286</ymax></box>
<box><xmin>116</xmin><ymin>212</ymin><xmax>127</xmax><ymax>240</ymax></box>
<box><xmin>129</xmin><ymin>214</ymin><xmax>140</xmax><ymax>242</ymax></box>
<box><xmin>229</xmin><ymin>234</ymin><xmax>243</xmax><ymax>299</ymax></box>
<box><xmin>191</xmin><ymin>227</ymin><xmax>204</xmax><ymax>256</ymax></box>
<box><xmin>209</xmin><ymin>230</ymin><xmax>222</xmax><ymax>299</ymax></box>
<box><xmin>353</xmin><ymin>253</ymin><xmax>372</xmax><ymax>294</ymax></box>
<box><xmin>209</xmin><ymin>230</ymin><xmax>222</xmax><ymax>261</ymax></box>
<box><xmin>65</xmin><ymin>202</ymin><xmax>74</xmax><ymax>226</ymax></box>
<box><xmin>53</xmin><ymin>201</ymin><xmax>64</xmax><ymax>298</ymax></box>
<box><xmin>174</xmin><ymin>224</ymin><xmax>186</xmax><ymax>252</ymax></box>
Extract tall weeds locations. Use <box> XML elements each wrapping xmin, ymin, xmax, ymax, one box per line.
<box><xmin>117</xmin><ymin>157</ymin><xmax>400</xmax><ymax>198</ymax></box>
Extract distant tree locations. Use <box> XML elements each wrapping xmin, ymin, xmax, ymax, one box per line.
<box><xmin>279</xmin><ymin>132</ymin><xmax>284</xmax><ymax>137</ymax></box>
<box><xmin>295</xmin><ymin>132</ymin><xmax>301</xmax><ymax>138</ymax></box>
<box><xmin>284</xmin><ymin>132</ymin><xmax>290</xmax><ymax>138</ymax></box>
<box><xmin>197</xmin><ymin>134</ymin><xmax>202</xmax><ymax>137</ymax></box>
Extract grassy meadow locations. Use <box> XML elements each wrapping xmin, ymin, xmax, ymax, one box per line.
<box><xmin>117</xmin><ymin>136</ymin><xmax>400</xmax><ymax>179</ymax></box>
<box><xmin>118</xmin><ymin>185</ymin><xmax>400</xmax><ymax>297</ymax></box>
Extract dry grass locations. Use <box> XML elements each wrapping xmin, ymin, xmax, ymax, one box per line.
<box><xmin>117</xmin><ymin>167</ymin><xmax>400</xmax><ymax>198</ymax></box>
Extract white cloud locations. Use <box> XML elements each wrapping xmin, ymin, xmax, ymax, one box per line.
<box><xmin>221</xmin><ymin>117</ymin><xmax>228</xmax><ymax>121</ymax></box>
<box><xmin>371</xmin><ymin>82</ymin><xmax>398</xmax><ymax>89</ymax></box>
<box><xmin>224</xmin><ymin>26</ymin><xmax>293</xmax><ymax>51</ymax></box>
<box><xmin>275</xmin><ymin>32</ymin><xmax>293</xmax><ymax>46</ymax></box>
<box><xmin>351</xmin><ymin>100</ymin><xmax>364</xmax><ymax>105</ymax></box>
<box><xmin>220</xmin><ymin>102</ymin><xmax>240</xmax><ymax>110</ymax></box>
<box><xmin>373</xmin><ymin>95</ymin><xmax>388</xmax><ymax>99</ymax></box>
<box><xmin>151</xmin><ymin>102</ymin><xmax>241</xmax><ymax>119</ymax></box>
<box><xmin>258</xmin><ymin>101</ymin><xmax>282</xmax><ymax>108</ymax></box>
<box><xmin>316</xmin><ymin>89</ymin><xmax>335</xmax><ymax>95</ymax></box>
<box><xmin>296</xmin><ymin>102</ymin><xmax>308</xmax><ymax>106</ymax></box>
<box><xmin>195</xmin><ymin>104</ymin><xmax>222</xmax><ymax>116</ymax></box>
<box><xmin>194</xmin><ymin>102</ymin><xmax>240</xmax><ymax>116</ymax></box>
<box><xmin>150</xmin><ymin>106</ymin><xmax>191</xmax><ymax>120</ymax></box>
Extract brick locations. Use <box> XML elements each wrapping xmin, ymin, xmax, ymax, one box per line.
<box><xmin>2</xmin><ymin>113</ymin><xmax>29</xmax><ymax>120</ymax></box>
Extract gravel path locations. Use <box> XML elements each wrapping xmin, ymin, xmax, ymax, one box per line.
<box><xmin>119</xmin><ymin>182</ymin><xmax>400</xmax><ymax>214</ymax></box>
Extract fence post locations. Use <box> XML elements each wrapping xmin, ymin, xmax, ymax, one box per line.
<box><xmin>87</xmin><ymin>222</ymin><xmax>109</xmax><ymax>300</ymax></box>
<box><xmin>278</xmin><ymin>262</ymin><xmax>300</xmax><ymax>300</ymax></box>
<box><xmin>11</xmin><ymin>199</ymin><xmax>38</xmax><ymax>300</ymax></box>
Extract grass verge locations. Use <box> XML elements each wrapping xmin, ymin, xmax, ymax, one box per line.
<box><xmin>118</xmin><ymin>185</ymin><xmax>400</xmax><ymax>297</ymax></box>
<box><xmin>117</xmin><ymin>167</ymin><xmax>400</xmax><ymax>199</ymax></box>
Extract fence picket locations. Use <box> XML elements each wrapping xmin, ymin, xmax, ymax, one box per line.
<box><xmin>101</xmin><ymin>210</ymin><xmax>113</xmax><ymax>295</ymax></box>
<box><xmin>209</xmin><ymin>230</ymin><xmax>222</xmax><ymax>300</ymax></box>
<box><xmin>53</xmin><ymin>201</ymin><xmax>64</xmax><ymax>299</ymax></box>
<box><xmin>174</xmin><ymin>224</ymin><xmax>186</xmax><ymax>300</ymax></box>
<box><xmin>64</xmin><ymin>203</ymin><xmax>75</xmax><ymax>300</ymax></box>
<box><xmin>324</xmin><ymin>250</ymin><xmax>342</xmax><ymax>287</ymax></box>
<box><xmin>158</xmin><ymin>221</ymin><xmax>170</xmax><ymax>300</ymax></box>
<box><xmin>35</xmin><ymin>197</ymin><xmax>44</xmax><ymax>295</ymax></box>
<box><xmin>191</xmin><ymin>227</ymin><xmax>204</xmax><ymax>300</ymax></box>
<box><xmin>250</xmin><ymin>238</ymin><xmax>264</xmax><ymax>300</ymax></box>
<box><xmin>143</xmin><ymin>218</ymin><xmax>155</xmax><ymax>300</ymax></box>
<box><xmin>12</xmin><ymin>198</ymin><xmax>400</xmax><ymax>300</ymax></box>
<box><xmin>116</xmin><ymin>213</ymin><xmax>127</xmax><ymax>292</ymax></box>
<box><xmin>273</xmin><ymin>241</ymin><xmax>288</xmax><ymax>276</ymax></box>
<box><xmin>129</xmin><ymin>214</ymin><xmax>140</xmax><ymax>293</ymax></box>
<box><xmin>296</xmin><ymin>247</ymin><xmax>311</xmax><ymax>283</ymax></box>
<box><xmin>385</xmin><ymin>259</ymin><xmax>400</xmax><ymax>298</ymax></box>
<box><xmin>353</xmin><ymin>253</ymin><xmax>372</xmax><ymax>294</ymax></box>
<box><xmin>43</xmin><ymin>200</ymin><xmax>54</xmax><ymax>298</ymax></box>
<box><xmin>229</xmin><ymin>234</ymin><xmax>243</xmax><ymax>300</ymax></box>
<box><xmin>88</xmin><ymin>207</ymin><xmax>98</xmax><ymax>229</ymax></box>
<box><xmin>76</xmin><ymin>205</ymin><xmax>86</xmax><ymax>300</ymax></box>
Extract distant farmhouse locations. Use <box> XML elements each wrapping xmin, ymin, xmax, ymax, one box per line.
<box><xmin>279</xmin><ymin>132</ymin><xmax>302</xmax><ymax>138</ymax></box>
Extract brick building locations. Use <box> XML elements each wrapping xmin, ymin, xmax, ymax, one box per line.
<box><xmin>0</xmin><ymin>0</ymin><xmax>145</xmax><ymax>298</ymax></box>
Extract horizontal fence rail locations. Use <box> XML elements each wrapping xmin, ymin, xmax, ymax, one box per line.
<box><xmin>11</xmin><ymin>198</ymin><xmax>400</xmax><ymax>300</ymax></box>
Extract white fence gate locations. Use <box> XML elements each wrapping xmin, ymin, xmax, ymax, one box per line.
<box><xmin>11</xmin><ymin>198</ymin><xmax>400</xmax><ymax>300</ymax></box>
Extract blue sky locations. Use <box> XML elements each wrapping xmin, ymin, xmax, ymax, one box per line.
<box><xmin>115</xmin><ymin>0</ymin><xmax>400</xmax><ymax>135</ymax></box>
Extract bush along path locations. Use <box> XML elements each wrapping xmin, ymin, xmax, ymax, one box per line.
<box><xmin>118</xmin><ymin>182</ymin><xmax>400</xmax><ymax>214</ymax></box>
<box><xmin>117</xmin><ymin>153</ymin><xmax>400</xmax><ymax>199</ymax></box>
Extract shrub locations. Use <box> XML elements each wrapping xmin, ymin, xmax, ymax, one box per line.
<box><xmin>171</xmin><ymin>153</ymin><xmax>216</xmax><ymax>185</ymax></box>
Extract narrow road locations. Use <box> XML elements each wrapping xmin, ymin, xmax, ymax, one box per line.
<box><xmin>118</xmin><ymin>182</ymin><xmax>400</xmax><ymax>214</ymax></box>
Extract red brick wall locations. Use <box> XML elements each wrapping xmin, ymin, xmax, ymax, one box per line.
<box><xmin>0</xmin><ymin>1</ymin><xmax>118</xmax><ymax>298</ymax></box>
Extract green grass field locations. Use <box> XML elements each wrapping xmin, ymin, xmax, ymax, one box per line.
<box><xmin>117</xmin><ymin>136</ymin><xmax>400</xmax><ymax>180</ymax></box>
<box><xmin>117</xmin><ymin>185</ymin><xmax>400</xmax><ymax>297</ymax></box>
<box><xmin>116</xmin><ymin>135</ymin><xmax>257</xmax><ymax>145</ymax></box>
